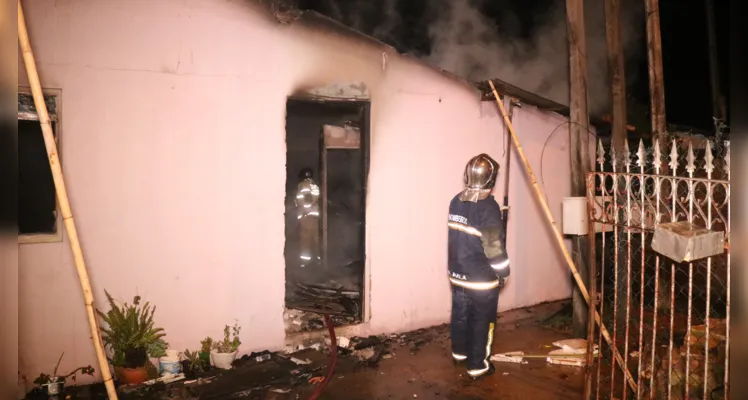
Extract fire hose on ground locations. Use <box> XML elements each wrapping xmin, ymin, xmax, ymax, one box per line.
<box><xmin>307</xmin><ymin>314</ymin><xmax>337</xmax><ymax>400</ymax></box>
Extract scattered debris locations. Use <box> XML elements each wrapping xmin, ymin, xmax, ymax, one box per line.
<box><xmin>351</xmin><ymin>345</ymin><xmax>386</xmax><ymax>367</ymax></box>
<box><xmin>338</xmin><ymin>336</ymin><xmax>351</xmax><ymax>348</ymax></box>
<box><xmin>351</xmin><ymin>336</ymin><xmax>384</xmax><ymax>350</ymax></box>
<box><xmin>491</xmin><ymin>351</ymin><xmax>528</xmax><ymax>364</ymax></box>
<box><xmin>119</xmin><ymin>372</ymin><xmax>186</xmax><ymax>395</ymax></box>
<box><xmin>284</xmin><ymin>283</ymin><xmax>362</xmax><ymax>332</ymax></box>
<box><xmin>309</xmin><ymin>376</ymin><xmax>325</xmax><ymax>385</ymax></box>
<box><xmin>270</xmin><ymin>388</ymin><xmax>292</xmax><ymax>394</ymax></box>
<box><xmin>490</xmin><ymin>338</ymin><xmax>597</xmax><ymax>367</ymax></box>
<box><xmin>546</xmin><ymin>349</ymin><xmax>586</xmax><ymax>367</ymax></box>
<box><xmin>353</xmin><ymin>348</ymin><xmax>376</xmax><ymax>361</ymax></box>
<box><xmin>551</xmin><ymin>339</ymin><xmax>589</xmax><ymax>354</ymax></box>
<box><xmin>256</xmin><ymin>354</ymin><xmax>272</xmax><ymax>363</ymax></box>
<box><xmin>290</xmin><ymin>357</ymin><xmax>312</xmax><ymax>365</ymax></box>
<box><xmin>686</xmin><ymin>318</ymin><xmax>727</xmax><ymax>350</ymax></box>
<box><xmin>545</xmin><ymin>338</ymin><xmax>596</xmax><ymax>367</ymax></box>
<box><xmin>184</xmin><ymin>376</ymin><xmax>214</xmax><ymax>386</ymax></box>
<box><xmin>119</xmin><ymin>381</ymin><xmax>182</xmax><ymax>397</ymax></box>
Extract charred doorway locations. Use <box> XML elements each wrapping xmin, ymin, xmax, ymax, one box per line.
<box><xmin>284</xmin><ymin>98</ymin><xmax>369</xmax><ymax>333</ymax></box>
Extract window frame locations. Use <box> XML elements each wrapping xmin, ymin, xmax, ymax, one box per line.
<box><xmin>18</xmin><ymin>86</ymin><xmax>63</xmax><ymax>244</ymax></box>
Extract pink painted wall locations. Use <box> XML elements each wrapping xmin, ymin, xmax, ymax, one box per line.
<box><xmin>17</xmin><ymin>0</ymin><xmax>592</xmax><ymax>390</ymax></box>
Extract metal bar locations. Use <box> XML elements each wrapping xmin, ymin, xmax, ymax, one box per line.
<box><xmin>622</xmin><ymin>154</ymin><xmax>633</xmax><ymax>400</ymax></box>
<box><xmin>684</xmin><ymin>145</ymin><xmax>695</xmax><ymax>400</ymax></box>
<box><xmin>724</xmin><ymin>182</ymin><xmax>730</xmax><ymax>399</ymax></box>
<box><xmin>668</xmin><ymin>140</ymin><xmax>678</xmax><ymax>400</ymax></box>
<box><xmin>667</xmin><ymin>260</ymin><xmax>675</xmax><ymax>400</ymax></box>
<box><xmin>596</xmin><ymin>165</ymin><xmax>607</xmax><ymax>400</ymax></box>
<box><xmin>649</xmin><ymin>140</ymin><xmax>663</xmax><ymax>396</ymax></box>
<box><xmin>502</xmin><ymin>97</ymin><xmax>513</xmax><ymax>233</ymax></box>
<box><xmin>584</xmin><ymin>173</ymin><xmax>598</xmax><ymax>400</ymax></box>
<box><xmin>611</xmin><ymin>161</ymin><xmax>620</xmax><ymax>398</ymax></box>
<box><xmin>703</xmin><ymin>145</ymin><xmax>714</xmax><ymax>400</ymax></box>
<box><xmin>637</xmin><ymin>143</ymin><xmax>646</xmax><ymax>400</ymax></box>
<box><xmin>724</xmin><ymin>141</ymin><xmax>731</xmax><ymax>398</ymax></box>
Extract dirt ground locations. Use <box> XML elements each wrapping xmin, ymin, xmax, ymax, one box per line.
<box><xmin>34</xmin><ymin>300</ymin><xmax>586</xmax><ymax>400</ymax></box>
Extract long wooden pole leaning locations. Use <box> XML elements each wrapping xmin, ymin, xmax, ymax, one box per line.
<box><xmin>488</xmin><ymin>80</ymin><xmax>637</xmax><ymax>393</ymax></box>
<box><xmin>17</xmin><ymin>3</ymin><xmax>119</xmax><ymax>399</ymax></box>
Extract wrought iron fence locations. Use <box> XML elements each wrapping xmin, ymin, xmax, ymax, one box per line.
<box><xmin>585</xmin><ymin>135</ymin><xmax>730</xmax><ymax>400</ymax></box>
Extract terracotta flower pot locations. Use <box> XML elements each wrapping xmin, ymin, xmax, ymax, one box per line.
<box><xmin>115</xmin><ymin>366</ymin><xmax>149</xmax><ymax>385</ymax></box>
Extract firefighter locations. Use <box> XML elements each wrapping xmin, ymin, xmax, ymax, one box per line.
<box><xmin>447</xmin><ymin>153</ymin><xmax>510</xmax><ymax>380</ymax></box>
<box><xmin>295</xmin><ymin>168</ymin><xmax>320</xmax><ymax>268</ymax></box>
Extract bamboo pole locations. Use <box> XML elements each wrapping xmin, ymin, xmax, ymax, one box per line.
<box><xmin>17</xmin><ymin>2</ymin><xmax>118</xmax><ymax>399</ymax></box>
<box><xmin>488</xmin><ymin>80</ymin><xmax>637</xmax><ymax>393</ymax></box>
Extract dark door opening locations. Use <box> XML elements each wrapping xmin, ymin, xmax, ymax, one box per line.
<box><xmin>284</xmin><ymin>98</ymin><xmax>369</xmax><ymax>333</ymax></box>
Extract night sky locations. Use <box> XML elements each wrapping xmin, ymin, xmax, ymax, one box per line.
<box><xmin>296</xmin><ymin>0</ymin><xmax>729</xmax><ymax>134</ymax></box>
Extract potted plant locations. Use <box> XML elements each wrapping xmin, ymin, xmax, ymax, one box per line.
<box><xmin>33</xmin><ymin>352</ymin><xmax>95</xmax><ymax>396</ymax></box>
<box><xmin>210</xmin><ymin>322</ymin><xmax>241</xmax><ymax>370</ymax></box>
<box><xmin>97</xmin><ymin>291</ymin><xmax>167</xmax><ymax>385</ymax></box>
<box><xmin>181</xmin><ymin>350</ymin><xmax>205</xmax><ymax>380</ymax></box>
<box><xmin>199</xmin><ymin>337</ymin><xmax>213</xmax><ymax>365</ymax></box>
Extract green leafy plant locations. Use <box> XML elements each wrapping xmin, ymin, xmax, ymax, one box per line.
<box><xmin>200</xmin><ymin>337</ymin><xmax>213</xmax><ymax>354</ymax></box>
<box><xmin>96</xmin><ymin>291</ymin><xmax>166</xmax><ymax>368</ymax></box>
<box><xmin>148</xmin><ymin>338</ymin><xmax>168</xmax><ymax>359</ymax></box>
<box><xmin>33</xmin><ymin>352</ymin><xmax>95</xmax><ymax>386</ymax></box>
<box><xmin>211</xmin><ymin>322</ymin><xmax>241</xmax><ymax>353</ymax></box>
<box><xmin>182</xmin><ymin>349</ymin><xmax>205</xmax><ymax>373</ymax></box>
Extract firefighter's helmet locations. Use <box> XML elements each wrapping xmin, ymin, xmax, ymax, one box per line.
<box><xmin>458</xmin><ymin>154</ymin><xmax>499</xmax><ymax>202</ymax></box>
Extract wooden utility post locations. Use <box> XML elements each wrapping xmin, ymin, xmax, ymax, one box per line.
<box><xmin>645</xmin><ymin>0</ymin><xmax>667</xmax><ymax>139</ymax></box>
<box><xmin>605</xmin><ymin>0</ymin><xmax>628</xmax><ymax>156</ymax></box>
<box><xmin>565</xmin><ymin>0</ymin><xmax>591</xmax><ymax>339</ymax></box>
<box><xmin>605</xmin><ymin>0</ymin><xmax>631</xmax><ymax>339</ymax></box>
<box><xmin>704</xmin><ymin>0</ymin><xmax>725</xmax><ymax>127</ymax></box>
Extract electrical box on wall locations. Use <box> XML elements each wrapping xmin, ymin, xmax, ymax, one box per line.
<box><xmin>562</xmin><ymin>196</ymin><xmax>614</xmax><ymax>235</ymax></box>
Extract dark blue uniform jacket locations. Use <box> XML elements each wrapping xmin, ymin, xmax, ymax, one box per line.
<box><xmin>447</xmin><ymin>194</ymin><xmax>510</xmax><ymax>288</ymax></box>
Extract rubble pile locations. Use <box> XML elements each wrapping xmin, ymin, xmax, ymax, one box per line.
<box><xmin>284</xmin><ymin>283</ymin><xmax>362</xmax><ymax>333</ymax></box>
<box><xmin>643</xmin><ymin>319</ymin><xmax>727</xmax><ymax>400</ymax></box>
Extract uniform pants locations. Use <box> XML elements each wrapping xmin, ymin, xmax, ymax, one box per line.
<box><xmin>299</xmin><ymin>216</ymin><xmax>319</xmax><ymax>267</ymax></box>
<box><xmin>450</xmin><ymin>284</ymin><xmax>500</xmax><ymax>377</ymax></box>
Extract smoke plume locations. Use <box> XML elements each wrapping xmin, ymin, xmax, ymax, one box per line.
<box><xmin>313</xmin><ymin>0</ymin><xmax>645</xmax><ymax>117</ymax></box>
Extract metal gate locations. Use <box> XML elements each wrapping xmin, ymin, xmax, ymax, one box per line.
<box><xmin>585</xmin><ymin>136</ymin><xmax>730</xmax><ymax>400</ymax></box>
